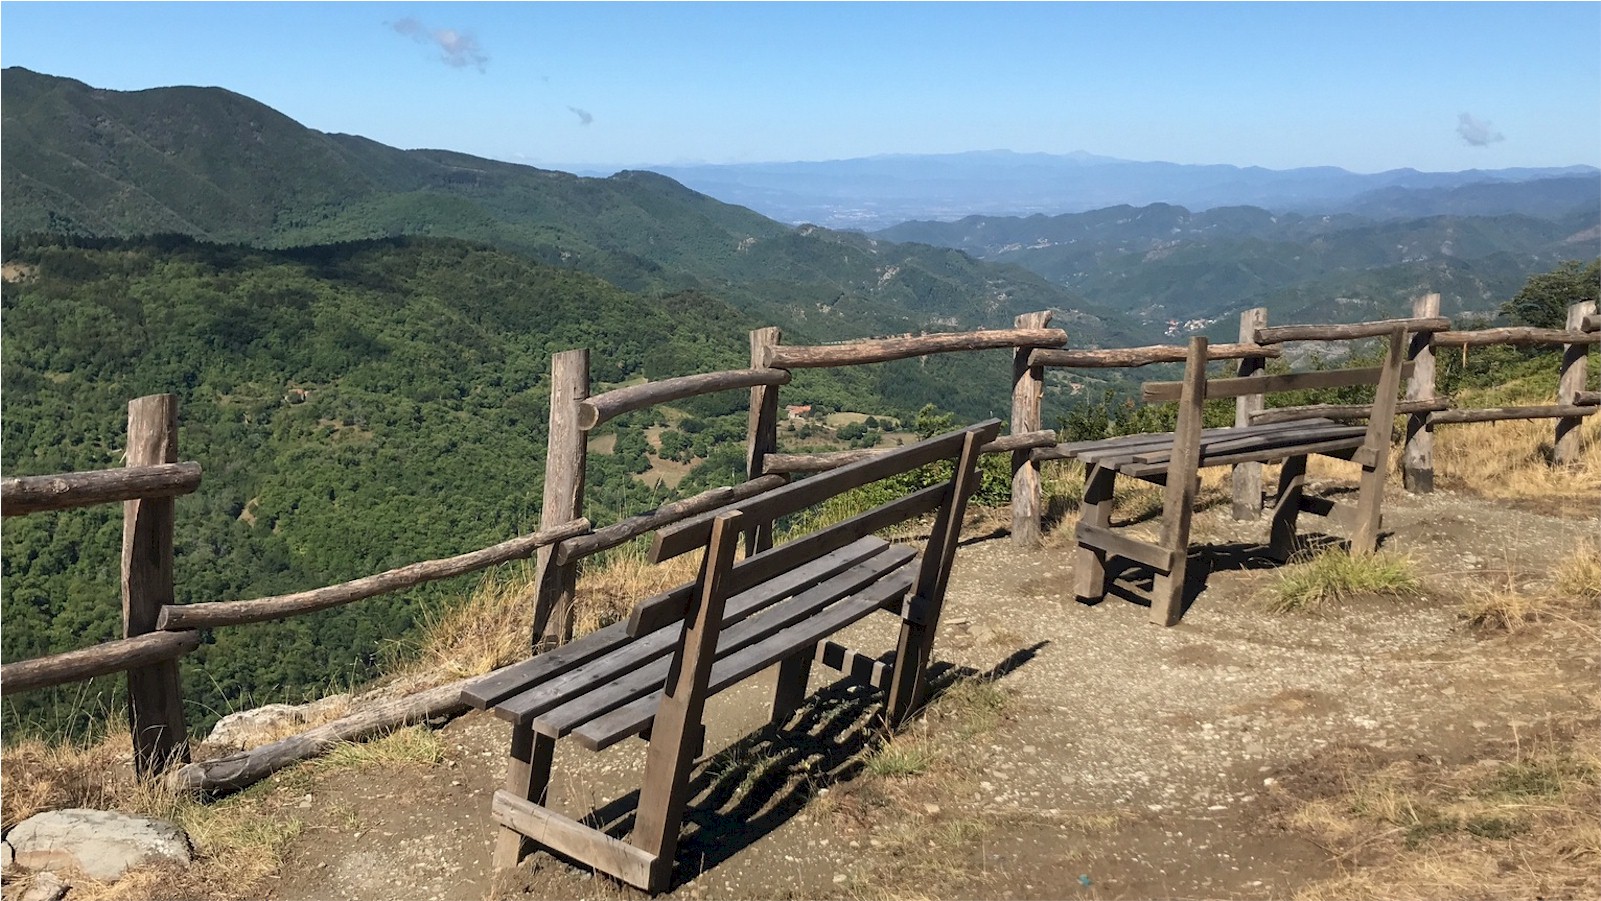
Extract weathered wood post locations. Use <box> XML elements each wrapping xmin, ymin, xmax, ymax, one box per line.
<box><xmin>1010</xmin><ymin>311</ymin><xmax>1051</xmax><ymax>547</ymax></box>
<box><xmin>122</xmin><ymin>394</ymin><xmax>190</xmax><ymax>777</ymax></box>
<box><xmin>531</xmin><ymin>349</ymin><xmax>590</xmax><ymax>651</ymax></box>
<box><xmin>1231</xmin><ymin>307</ymin><xmax>1268</xmax><ymax>519</ymax></box>
<box><xmin>1555</xmin><ymin>301</ymin><xmax>1596</xmax><ymax>467</ymax></box>
<box><xmin>1402</xmin><ymin>293</ymin><xmax>1441</xmax><ymax>492</ymax></box>
<box><xmin>745</xmin><ymin>327</ymin><xmax>783</xmax><ymax>556</ymax></box>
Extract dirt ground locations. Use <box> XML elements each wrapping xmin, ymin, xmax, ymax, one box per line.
<box><xmin>262</xmin><ymin>484</ymin><xmax>1598</xmax><ymax>901</ymax></box>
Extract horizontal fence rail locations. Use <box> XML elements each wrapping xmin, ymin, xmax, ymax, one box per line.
<box><xmin>0</xmin><ymin>631</ymin><xmax>201</xmax><ymax>695</ymax></box>
<box><xmin>2</xmin><ymin>462</ymin><xmax>203</xmax><ymax>516</ymax></box>
<box><xmin>580</xmin><ymin>369</ymin><xmax>791</xmax><ymax>431</ymax></box>
<box><xmin>158</xmin><ymin>518</ymin><xmax>592</xmax><ymax>631</ymax></box>
<box><xmin>1434</xmin><ymin>327</ymin><xmax>1600</xmax><ymax>347</ymax></box>
<box><xmin>763</xmin><ymin>327</ymin><xmax>1067</xmax><ymax>369</ymax></box>
<box><xmin>762</xmin><ymin>430</ymin><xmax>1057</xmax><ymax>474</ymax></box>
<box><xmin>1253</xmin><ymin>316</ymin><xmax>1451</xmax><ymax>345</ymax></box>
<box><xmin>1027</xmin><ymin>342</ymin><xmax>1279</xmax><ymax>369</ymax></box>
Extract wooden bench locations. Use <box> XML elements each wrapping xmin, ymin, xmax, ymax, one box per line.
<box><xmin>461</xmin><ymin>419</ymin><xmax>1000</xmax><ymax>892</ymax></box>
<box><xmin>1066</xmin><ymin>329</ymin><xmax>1407</xmax><ymax>626</ymax></box>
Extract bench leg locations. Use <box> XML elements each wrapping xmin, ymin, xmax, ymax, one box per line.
<box><xmin>1268</xmin><ymin>455</ymin><xmax>1308</xmax><ymax>562</ymax></box>
<box><xmin>771</xmin><ymin>646</ymin><xmax>814</xmax><ymax>725</ymax></box>
<box><xmin>1073</xmin><ymin>465</ymin><xmax>1116</xmax><ymax>604</ymax></box>
<box><xmin>494</xmin><ymin>722</ymin><xmax>557</xmax><ymax>869</ymax></box>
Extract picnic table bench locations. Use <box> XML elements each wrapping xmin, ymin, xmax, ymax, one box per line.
<box><xmin>461</xmin><ymin>419</ymin><xmax>1000</xmax><ymax>892</ymax></box>
<box><xmin>1059</xmin><ymin>329</ymin><xmax>1408</xmax><ymax>626</ymax></box>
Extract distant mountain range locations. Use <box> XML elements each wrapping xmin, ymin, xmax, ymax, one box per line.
<box><xmin>1</xmin><ymin>67</ymin><xmax>1127</xmax><ymax>346</ymax></box>
<box><xmin>877</xmin><ymin>196</ymin><xmax>1600</xmax><ymax>332</ymax></box>
<box><xmin>624</xmin><ymin>150</ymin><xmax>1598</xmax><ymax>230</ymax></box>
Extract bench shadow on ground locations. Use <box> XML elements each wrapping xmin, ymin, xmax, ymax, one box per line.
<box><xmin>521</xmin><ymin>643</ymin><xmax>1047</xmax><ymax>895</ymax></box>
<box><xmin>1093</xmin><ymin>531</ymin><xmax>1351</xmax><ymax>620</ymax></box>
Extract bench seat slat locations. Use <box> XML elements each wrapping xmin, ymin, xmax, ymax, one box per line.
<box><xmin>1118</xmin><ymin>436</ymin><xmax>1364</xmax><ymax>479</ymax></box>
<box><xmin>573</xmin><ymin>566</ymin><xmax>916</xmax><ymax>751</ymax></box>
<box><xmin>522</xmin><ymin>546</ymin><xmax>919</xmax><ymax>735</ymax></box>
<box><xmin>1071</xmin><ymin>419</ymin><xmax>1331</xmax><ymax>464</ymax></box>
<box><xmin>484</xmin><ymin>537</ymin><xmax>895</xmax><ymax>723</ymax></box>
<box><xmin>462</xmin><ymin>535</ymin><xmax>891</xmax><ymax>709</ymax></box>
<box><xmin>1127</xmin><ymin>423</ymin><xmax>1365</xmax><ymax>466</ymax></box>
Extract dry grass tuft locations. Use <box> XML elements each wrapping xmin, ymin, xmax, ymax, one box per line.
<box><xmin>316</xmin><ymin>725</ymin><xmax>444</xmax><ymax>772</ymax></box>
<box><xmin>404</xmin><ymin>565</ymin><xmax>538</xmax><ymax>680</ymax></box>
<box><xmin>1434</xmin><ymin>409</ymin><xmax>1601</xmax><ymax>502</ymax></box>
<box><xmin>1270</xmin><ymin>548</ymin><xmax>1422</xmax><ymax>613</ymax></box>
<box><xmin>1553</xmin><ymin>535</ymin><xmax>1601</xmax><ymax>601</ymax></box>
<box><xmin>1287</xmin><ymin>720</ymin><xmax>1601</xmax><ymax>901</ymax></box>
<box><xmin>1</xmin><ymin>727</ymin><xmax>304</xmax><ymax>900</ymax></box>
<box><xmin>574</xmin><ymin>542</ymin><xmax>701</xmax><ymax>637</ymax></box>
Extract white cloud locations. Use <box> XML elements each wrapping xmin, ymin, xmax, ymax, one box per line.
<box><xmin>1456</xmin><ymin>112</ymin><xmax>1505</xmax><ymax>147</ymax></box>
<box><xmin>391</xmin><ymin>17</ymin><xmax>488</xmax><ymax>72</ymax></box>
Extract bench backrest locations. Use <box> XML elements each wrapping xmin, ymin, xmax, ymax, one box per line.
<box><xmin>626</xmin><ymin>419</ymin><xmax>1001</xmax><ymax>636</ymax></box>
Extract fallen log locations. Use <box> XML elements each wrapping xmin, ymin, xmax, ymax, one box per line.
<box><xmin>166</xmin><ymin>677</ymin><xmax>474</xmax><ymax>795</ymax></box>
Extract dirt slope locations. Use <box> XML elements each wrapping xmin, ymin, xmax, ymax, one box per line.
<box><xmin>265</xmin><ymin>486</ymin><xmax>1597</xmax><ymax>901</ymax></box>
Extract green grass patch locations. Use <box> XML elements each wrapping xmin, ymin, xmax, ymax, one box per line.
<box><xmin>1269</xmin><ymin>549</ymin><xmax>1421</xmax><ymax>613</ymax></box>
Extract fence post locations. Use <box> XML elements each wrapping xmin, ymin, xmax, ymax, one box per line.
<box><xmin>1555</xmin><ymin>300</ymin><xmax>1597</xmax><ymax>467</ymax></box>
<box><xmin>1010</xmin><ymin>311</ymin><xmax>1051</xmax><ymax>547</ymax></box>
<box><xmin>745</xmin><ymin>327</ymin><xmax>783</xmax><ymax>555</ymax></box>
<box><xmin>531</xmin><ymin>349</ymin><xmax>590</xmax><ymax>651</ymax></box>
<box><xmin>1403</xmin><ymin>293</ymin><xmax>1441</xmax><ymax>492</ymax></box>
<box><xmin>1230</xmin><ymin>307</ymin><xmax>1268</xmax><ymax>519</ymax></box>
<box><xmin>122</xmin><ymin>394</ymin><xmax>190</xmax><ymax>777</ymax></box>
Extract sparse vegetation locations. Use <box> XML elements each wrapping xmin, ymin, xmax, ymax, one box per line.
<box><xmin>1270</xmin><ymin>548</ymin><xmax>1422</xmax><ymax>613</ymax></box>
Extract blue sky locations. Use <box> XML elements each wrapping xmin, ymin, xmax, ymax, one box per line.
<box><xmin>3</xmin><ymin>2</ymin><xmax>1598</xmax><ymax>174</ymax></box>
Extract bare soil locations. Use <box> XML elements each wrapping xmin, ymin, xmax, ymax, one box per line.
<box><xmin>265</xmin><ymin>485</ymin><xmax>1598</xmax><ymax>901</ymax></box>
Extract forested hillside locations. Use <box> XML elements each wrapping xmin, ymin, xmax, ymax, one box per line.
<box><xmin>1</xmin><ymin>67</ymin><xmax>1133</xmax><ymax>346</ymax></box>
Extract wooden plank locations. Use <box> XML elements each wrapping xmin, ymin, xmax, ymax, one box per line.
<box><xmin>650</xmin><ymin>421</ymin><xmax>999</xmax><ymax>563</ymax></box>
<box><xmin>1080</xmin><ymin>419</ymin><xmax>1345</xmax><ymax>469</ymax></box>
<box><xmin>491</xmin><ymin>791</ymin><xmax>657</xmax><ymax>889</ymax></box>
<box><xmin>1073</xmin><ymin>465</ymin><xmax>1116</xmax><ymax>603</ymax></box>
<box><xmin>526</xmin><ymin>548</ymin><xmax>917</xmax><ymax>734</ymax></box>
<box><xmin>1268</xmin><ymin>455</ymin><xmax>1308</xmax><ymax>562</ymax></box>
<box><xmin>630</xmin><ymin>512</ymin><xmax>743</xmax><ymax>889</ymax></box>
<box><xmin>1142</xmin><ymin>362</ymin><xmax>1415</xmax><ymax>402</ymax></box>
<box><xmin>1403</xmin><ymin>293</ymin><xmax>1441</xmax><ymax>493</ymax></box>
<box><xmin>1350</xmin><ymin>329</ymin><xmax>1405</xmax><ymax>555</ymax></box>
<box><xmin>1151</xmin><ymin>337</ymin><xmax>1208</xmax><ymax>626</ymax></box>
<box><xmin>887</xmin><ymin>428</ymin><xmax>987</xmax><ymax>725</ymax></box>
<box><xmin>628</xmin><ymin>487</ymin><xmax>940</xmax><ymax>635</ymax></box>
<box><xmin>1555</xmin><ymin>301</ymin><xmax>1597</xmax><ymax>467</ymax></box>
<box><xmin>498</xmin><ymin>543</ymin><xmax>911</xmax><ymax>728</ymax></box>
<box><xmin>1435</xmin><ymin>328</ymin><xmax>1600</xmax><ymax>347</ymax></box>
<box><xmin>160</xmin><ymin>518</ymin><xmax>592</xmax><ymax>631</ymax></box>
<box><xmin>814</xmin><ymin>640</ymin><xmax>893</xmax><ymax>691</ymax></box>
<box><xmin>3</xmin><ymin>463</ymin><xmax>202</xmax><ymax>517</ymax></box>
<box><xmin>122</xmin><ymin>394</ymin><xmax>189</xmax><ymax>777</ymax></box>
<box><xmin>1130</xmin><ymin>423</ymin><xmax>1365</xmax><ymax>466</ymax></box>
<box><xmin>744</xmin><ymin>326</ymin><xmax>783</xmax><ymax>553</ymax></box>
<box><xmin>1429</xmin><ymin>404</ymin><xmax>1601</xmax><ymax>425</ymax></box>
<box><xmin>1028</xmin><ymin>341</ymin><xmax>1281</xmax><ymax>369</ymax></box>
<box><xmin>1117</xmin><ymin>435</ymin><xmax>1365</xmax><ymax>480</ymax></box>
<box><xmin>500</xmin><ymin>540</ymin><xmax>895</xmax><ymax>720</ymax></box>
<box><xmin>465</xmin><ymin>535</ymin><xmax>890</xmax><ymax>709</ymax></box>
<box><xmin>1231</xmin><ymin>308</ymin><xmax>1269</xmax><ymax>520</ymax></box>
<box><xmin>1011</xmin><ymin>311</ymin><xmax>1052</xmax><ymax>548</ymax></box>
<box><xmin>765</xmin><ymin>328</ymin><xmax>1067</xmax><ymax>369</ymax></box>
<box><xmin>1254</xmin><ymin>316</ymin><xmax>1450</xmax><ymax>345</ymax></box>
<box><xmin>574</xmin><ymin>568</ymin><xmax>914</xmax><ymax>752</ymax></box>
<box><xmin>580</xmin><ymin>368</ymin><xmax>790</xmax><ymax>431</ymax></box>
<box><xmin>1251</xmin><ymin>399</ymin><xmax>1447</xmax><ymax>425</ymax></box>
<box><xmin>533</xmin><ymin>349</ymin><xmax>590</xmax><ymax>649</ymax></box>
<box><xmin>556</xmin><ymin>479</ymin><xmax>784</xmax><ymax>564</ymax></box>
<box><xmin>1073</xmin><ymin>522</ymin><xmax>1177</xmax><ymax>573</ymax></box>
<box><xmin>0</xmin><ymin>632</ymin><xmax>200</xmax><ymax>695</ymax></box>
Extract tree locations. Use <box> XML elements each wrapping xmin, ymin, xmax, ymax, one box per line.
<box><xmin>1499</xmin><ymin>259</ymin><xmax>1600</xmax><ymax>329</ymax></box>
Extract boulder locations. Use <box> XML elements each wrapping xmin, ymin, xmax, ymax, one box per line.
<box><xmin>203</xmin><ymin>694</ymin><xmax>350</xmax><ymax>752</ymax></box>
<box><xmin>7</xmin><ymin>808</ymin><xmax>191</xmax><ymax>881</ymax></box>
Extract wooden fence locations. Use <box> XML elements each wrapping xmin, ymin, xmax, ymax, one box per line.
<box><xmin>2</xmin><ymin>297</ymin><xmax>1595</xmax><ymax>788</ymax></box>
